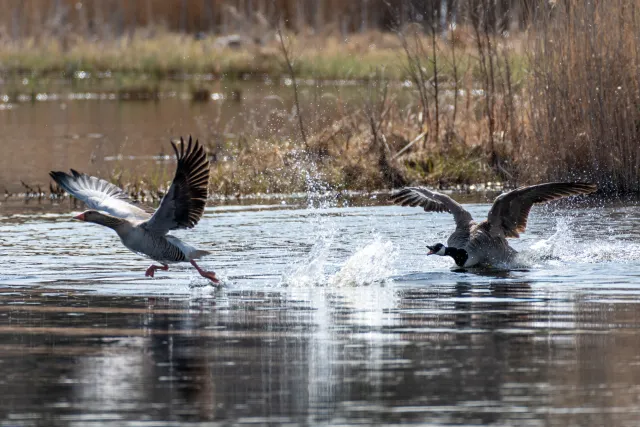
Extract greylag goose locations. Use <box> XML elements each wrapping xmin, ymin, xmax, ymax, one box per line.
<box><xmin>50</xmin><ymin>136</ymin><xmax>219</xmax><ymax>283</ymax></box>
<box><xmin>390</xmin><ymin>182</ymin><xmax>597</xmax><ymax>268</ymax></box>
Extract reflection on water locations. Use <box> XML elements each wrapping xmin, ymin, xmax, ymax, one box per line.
<box><xmin>0</xmin><ymin>81</ymin><xmax>379</xmax><ymax>194</ymax></box>
<box><xmin>2</xmin><ymin>201</ymin><xmax>640</xmax><ymax>425</ymax></box>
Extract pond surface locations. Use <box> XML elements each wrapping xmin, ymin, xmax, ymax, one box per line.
<box><xmin>0</xmin><ymin>80</ymin><xmax>380</xmax><ymax>194</ymax></box>
<box><xmin>1</xmin><ymin>198</ymin><xmax>640</xmax><ymax>426</ymax></box>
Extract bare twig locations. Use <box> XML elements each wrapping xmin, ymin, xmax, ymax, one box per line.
<box><xmin>472</xmin><ymin>0</ymin><xmax>497</xmax><ymax>169</ymax></box>
<box><xmin>362</xmin><ymin>71</ymin><xmax>405</xmax><ymax>187</ymax></box>
<box><xmin>399</xmin><ymin>28</ymin><xmax>431</xmax><ymax>148</ymax></box>
<box><xmin>275</xmin><ymin>18</ymin><xmax>308</xmax><ymax>150</ymax></box>
<box><xmin>364</xmin><ymin>75</ymin><xmax>389</xmax><ymax>149</ymax></box>
<box><xmin>430</xmin><ymin>20</ymin><xmax>440</xmax><ymax>146</ymax></box>
<box><xmin>392</xmin><ymin>131</ymin><xmax>428</xmax><ymax>159</ymax></box>
<box><xmin>450</xmin><ymin>24</ymin><xmax>459</xmax><ymax>136</ymax></box>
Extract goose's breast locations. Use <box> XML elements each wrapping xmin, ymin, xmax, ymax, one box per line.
<box><xmin>119</xmin><ymin>227</ymin><xmax>153</xmax><ymax>254</ymax></box>
<box><xmin>119</xmin><ymin>228</ymin><xmax>183</xmax><ymax>263</ymax></box>
<box><xmin>463</xmin><ymin>223</ymin><xmax>516</xmax><ymax>266</ymax></box>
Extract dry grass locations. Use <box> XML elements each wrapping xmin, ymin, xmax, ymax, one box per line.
<box><xmin>190</xmin><ymin>72</ymin><xmax>500</xmax><ymax>197</ymax></box>
<box><xmin>10</xmin><ymin>24</ymin><xmax>509</xmax><ymax>200</ymax></box>
<box><xmin>0</xmin><ymin>30</ymin><xmax>276</xmax><ymax>78</ymax></box>
<box><xmin>0</xmin><ymin>26</ymin><xmax>526</xmax><ymax>83</ymax></box>
<box><xmin>521</xmin><ymin>0</ymin><xmax>640</xmax><ymax>194</ymax></box>
<box><xmin>14</xmin><ymin>3</ymin><xmax>640</xmax><ymax>198</ymax></box>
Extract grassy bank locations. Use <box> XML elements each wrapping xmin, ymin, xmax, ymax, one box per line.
<box><xmin>0</xmin><ymin>29</ymin><xmax>525</xmax><ymax>83</ymax></box>
<box><xmin>10</xmin><ymin>2</ymin><xmax>640</xmax><ymax>198</ymax></box>
<box><xmin>199</xmin><ymin>1</ymin><xmax>640</xmax><ymax>196</ymax></box>
<box><xmin>3</xmin><ymin>24</ymin><xmax>519</xmax><ymax>198</ymax></box>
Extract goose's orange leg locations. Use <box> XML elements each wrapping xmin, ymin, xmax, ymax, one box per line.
<box><xmin>190</xmin><ymin>260</ymin><xmax>219</xmax><ymax>284</ymax></box>
<box><xmin>145</xmin><ymin>264</ymin><xmax>169</xmax><ymax>278</ymax></box>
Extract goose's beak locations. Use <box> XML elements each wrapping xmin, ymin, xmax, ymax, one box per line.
<box><xmin>427</xmin><ymin>245</ymin><xmax>435</xmax><ymax>255</ymax></box>
<box><xmin>73</xmin><ymin>213</ymin><xmax>86</xmax><ymax>221</ymax></box>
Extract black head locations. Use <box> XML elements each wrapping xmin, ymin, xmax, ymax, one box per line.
<box><xmin>427</xmin><ymin>243</ymin><xmax>446</xmax><ymax>256</ymax></box>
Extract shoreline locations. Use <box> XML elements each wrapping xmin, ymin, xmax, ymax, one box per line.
<box><xmin>0</xmin><ymin>30</ymin><xmax>526</xmax><ymax>86</ymax></box>
<box><xmin>0</xmin><ymin>185</ymin><xmax>524</xmax><ymax>217</ymax></box>
<box><xmin>0</xmin><ymin>185</ymin><xmax>619</xmax><ymax>218</ymax></box>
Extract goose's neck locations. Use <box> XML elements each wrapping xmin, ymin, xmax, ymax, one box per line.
<box><xmin>444</xmin><ymin>246</ymin><xmax>469</xmax><ymax>267</ymax></box>
<box><xmin>89</xmin><ymin>214</ymin><xmax>127</xmax><ymax>230</ymax></box>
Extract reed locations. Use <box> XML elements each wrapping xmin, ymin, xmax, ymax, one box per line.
<box><xmin>190</xmin><ymin>69</ymin><xmax>498</xmax><ymax>197</ymax></box>
<box><xmin>21</xmin><ymin>2</ymin><xmax>640</xmax><ymax>197</ymax></box>
<box><xmin>521</xmin><ymin>0</ymin><xmax>640</xmax><ymax>194</ymax></box>
<box><xmin>389</xmin><ymin>2</ymin><xmax>640</xmax><ymax>194</ymax></box>
<box><xmin>392</xmin><ymin>10</ymin><xmax>520</xmax><ymax>188</ymax></box>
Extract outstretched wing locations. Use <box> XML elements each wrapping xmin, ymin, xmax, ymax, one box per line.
<box><xmin>143</xmin><ymin>136</ymin><xmax>210</xmax><ymax>234</ymax></box>
<box><xmin>487</xmin><ymin>182</ymin><xmax>597</xmax><ymax>238</ymax></box>
<box><xmin>390</xmin><ymin>187</ymin><xmax>474</xmax><ymax>231</ymax></box>
<box><xmin>49</xmin><ymin>169</ymin><xmax>152</xmax><ymax>221</ymax></box>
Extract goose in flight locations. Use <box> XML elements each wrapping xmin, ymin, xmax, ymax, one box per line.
<box><xmin>50</xmin><ymin>136</ymin><xmax>219</xmax><ymax>283</ymax></box>
<box><xmin>390</xmin><ymin>182</ymin><xmax>597</xmax><ymax>268</ymax></box>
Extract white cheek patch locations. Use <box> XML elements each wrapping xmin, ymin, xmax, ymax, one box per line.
<box><xmin>437</xmin><ymin>246</ymin><xmax>447</xmax><ymax>256</ymax></box>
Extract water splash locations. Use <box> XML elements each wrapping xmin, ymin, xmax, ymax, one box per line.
<box><xmin>329</xmin><ymin>239</ymin><xmax>396</xmax><ymax>287</ymax></box>
<box><xmin>281</xmin><ymin>231</ymin><xmax>335</xmax><ymax>287</ymax></box>
<box><xmin>302</xmin><ymin>160</ymin><xmax>337</xmax><ymax>210</ymax></box>
<box><xmin>513</xmin><ymin>218</ymin><xmax>574</xmax><ymax>267</ymax></box>
<box><xmin>282</xmin><ymin>237</ymin><xmax>396</xmax><ymax>287</ymax></box>
<box><xmin>281</xmin><ymin>157</ymin><xmax>396</xmax><ymax>287</ymax></box>
<box><xmin>517</xmin><ymin>217</ymin><xmax>640</xmax><ymax>266</ymax></box>
<box><xmin>281</xmin><ymin>155</ymin><xmax>338</xmax><ymax>287</ymax></box>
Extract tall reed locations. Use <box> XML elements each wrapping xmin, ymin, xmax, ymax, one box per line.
<box><xmin>524</xmin><ymin>1</ymin><xmax>640</xmax><ymax>193</ymax></box>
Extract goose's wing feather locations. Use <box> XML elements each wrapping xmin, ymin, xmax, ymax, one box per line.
<box><xmin>390</xmin><ymin>187</ymin><xmax>474</xmax><ymax>230</ymax></box>
<box><xmin>487</xmin><ymin>182</ymin><xmax>597</xmax><ymax>238</ymax></box>
<box><xmin>49</xmin><ymin>169</ymin><xmax>152</xmax><ymax>221</ymax></box>
<box><xmin>143</xmin><ymin>136</ymin><xmax>210</xmax><ymax>234</ymax></box>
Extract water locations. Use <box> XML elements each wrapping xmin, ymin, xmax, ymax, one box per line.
<box><xmin>0</xmin><ymin>80</ymin><xmax>389</xmax><ymax>194</ymax></box>
<box><xmin>1</xmin><ymin>197</ymin><xmax>640</xmax><ymax>426</ymax></box>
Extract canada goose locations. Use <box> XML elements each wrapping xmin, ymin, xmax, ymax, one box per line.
<box><xmin>390</xmin><ymin>182</ymin><xmax>597</xmax><ymax>268</ymax></box>
<box><xmin>50</xmin><ymin>137</ymin><xmax>219</xmax><ymax>283</ymax></box>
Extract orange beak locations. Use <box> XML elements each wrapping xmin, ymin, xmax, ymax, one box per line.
<box><xmin>73</xmin><ymin>213</ymin><xmax>86</xmax><ymax>221</ymax></box>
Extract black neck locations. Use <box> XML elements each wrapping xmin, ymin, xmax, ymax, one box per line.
<box><xmin>444</xmin><ymin>247</ymin><xmax>469</xmax><ymax>267</ymax></box>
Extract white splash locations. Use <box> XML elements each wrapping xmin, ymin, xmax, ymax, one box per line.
<box><xmin>516</xmin><ymin>217</ymin><xmax>640</xmax><ymax>266</ymax></box>
<box><xmin>329</xmin><ymin>239</ymin><xmax>396</xmax><ymax>287</ymax></box>
<box><xmin>281</xmin><ymin>233</ymin><xmax>334</xmax><ymax>287</ymax></box>
<box><xmin>514</xmin><ymin>218</ymin><xmax>574</xmax><ymax>267</ymax></box>
<box><xmin>282</xmin><ymin>238</ymin><xmax>396</xmax><ymax>287</ymax></box>
<box><xmin>281</xmin><ymin>161</ymin><xmax>397</xmax><ymax>287</ymax></box>
<box><xmin>280</xmin><ymin>166</ymin><xmax>338</xmax><ymax>287</ymax></box>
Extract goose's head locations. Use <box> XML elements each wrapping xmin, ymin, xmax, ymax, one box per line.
<box><xmin>427</xmin><ymin>243</ymin><xmax>447</xmax><ymax>256</ymax></box>
<box><xmin>74</xmin><ymin>210</ymin><xmax>103</xmax><ymax>222</ymax></box>
<box><xmin>73</xmin><ymin>210</ymin><xmax>124</xmax><ymax>229</ymax></box>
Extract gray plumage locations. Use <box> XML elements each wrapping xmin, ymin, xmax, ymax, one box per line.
<box><xmin>50</xmin><ymin>136</ymin><xmax>218</xmax><ymax>282</ymax></box>
<box><xmin>49</xmin><ymin>169</ymin><xmax>153</xmax><ymax>221</ymax></box>
<box><xmin>390</xmin><ymin>182</ymin><xmax>598</xmax><ymax>267</ymax></box>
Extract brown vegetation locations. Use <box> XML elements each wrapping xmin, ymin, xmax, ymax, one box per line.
<box><xmin>5</xmin><ymin>1</ymin><xmax>640</xmax><ymax>198</ymax></box>
<box><xmin>367</xmin><ymin>0</ymin><xmax>640</xmax><ymax>195</ymax></box>
<box><xmin>522</xmin><ymin>0</ymin><xmax>640</xmax><ymax>193</ymax></box>
<box><xmin>0</xmin><ymin>1</ymin><xmax>534</xmax><ymax>38</ymax></box>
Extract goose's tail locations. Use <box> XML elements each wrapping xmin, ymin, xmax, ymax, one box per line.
<box><xmin>189</xmin><ymin>249</ymin><xmax>212</xmax><ymax>260</ymax></box>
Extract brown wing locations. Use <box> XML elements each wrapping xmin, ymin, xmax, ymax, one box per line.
<box><xmin>390</xmin><ymin>187</ymin><xmax>474</xmax><ymax>231</ymax></box>
<box><xmin>487</xmin><ymin>182</ymin><xmax>597</xmax><ymax>238</ymax></box>
<box><xmin>143</xmin><ymin>136</ymin><xmax>210</xmax><ymax>234</ymax></box>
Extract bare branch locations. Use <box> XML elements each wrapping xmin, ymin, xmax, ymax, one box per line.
<box><xmin>275</xmin><ymin>17</ymin><xmax>308</xmax><ymax>149</ymax></box>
